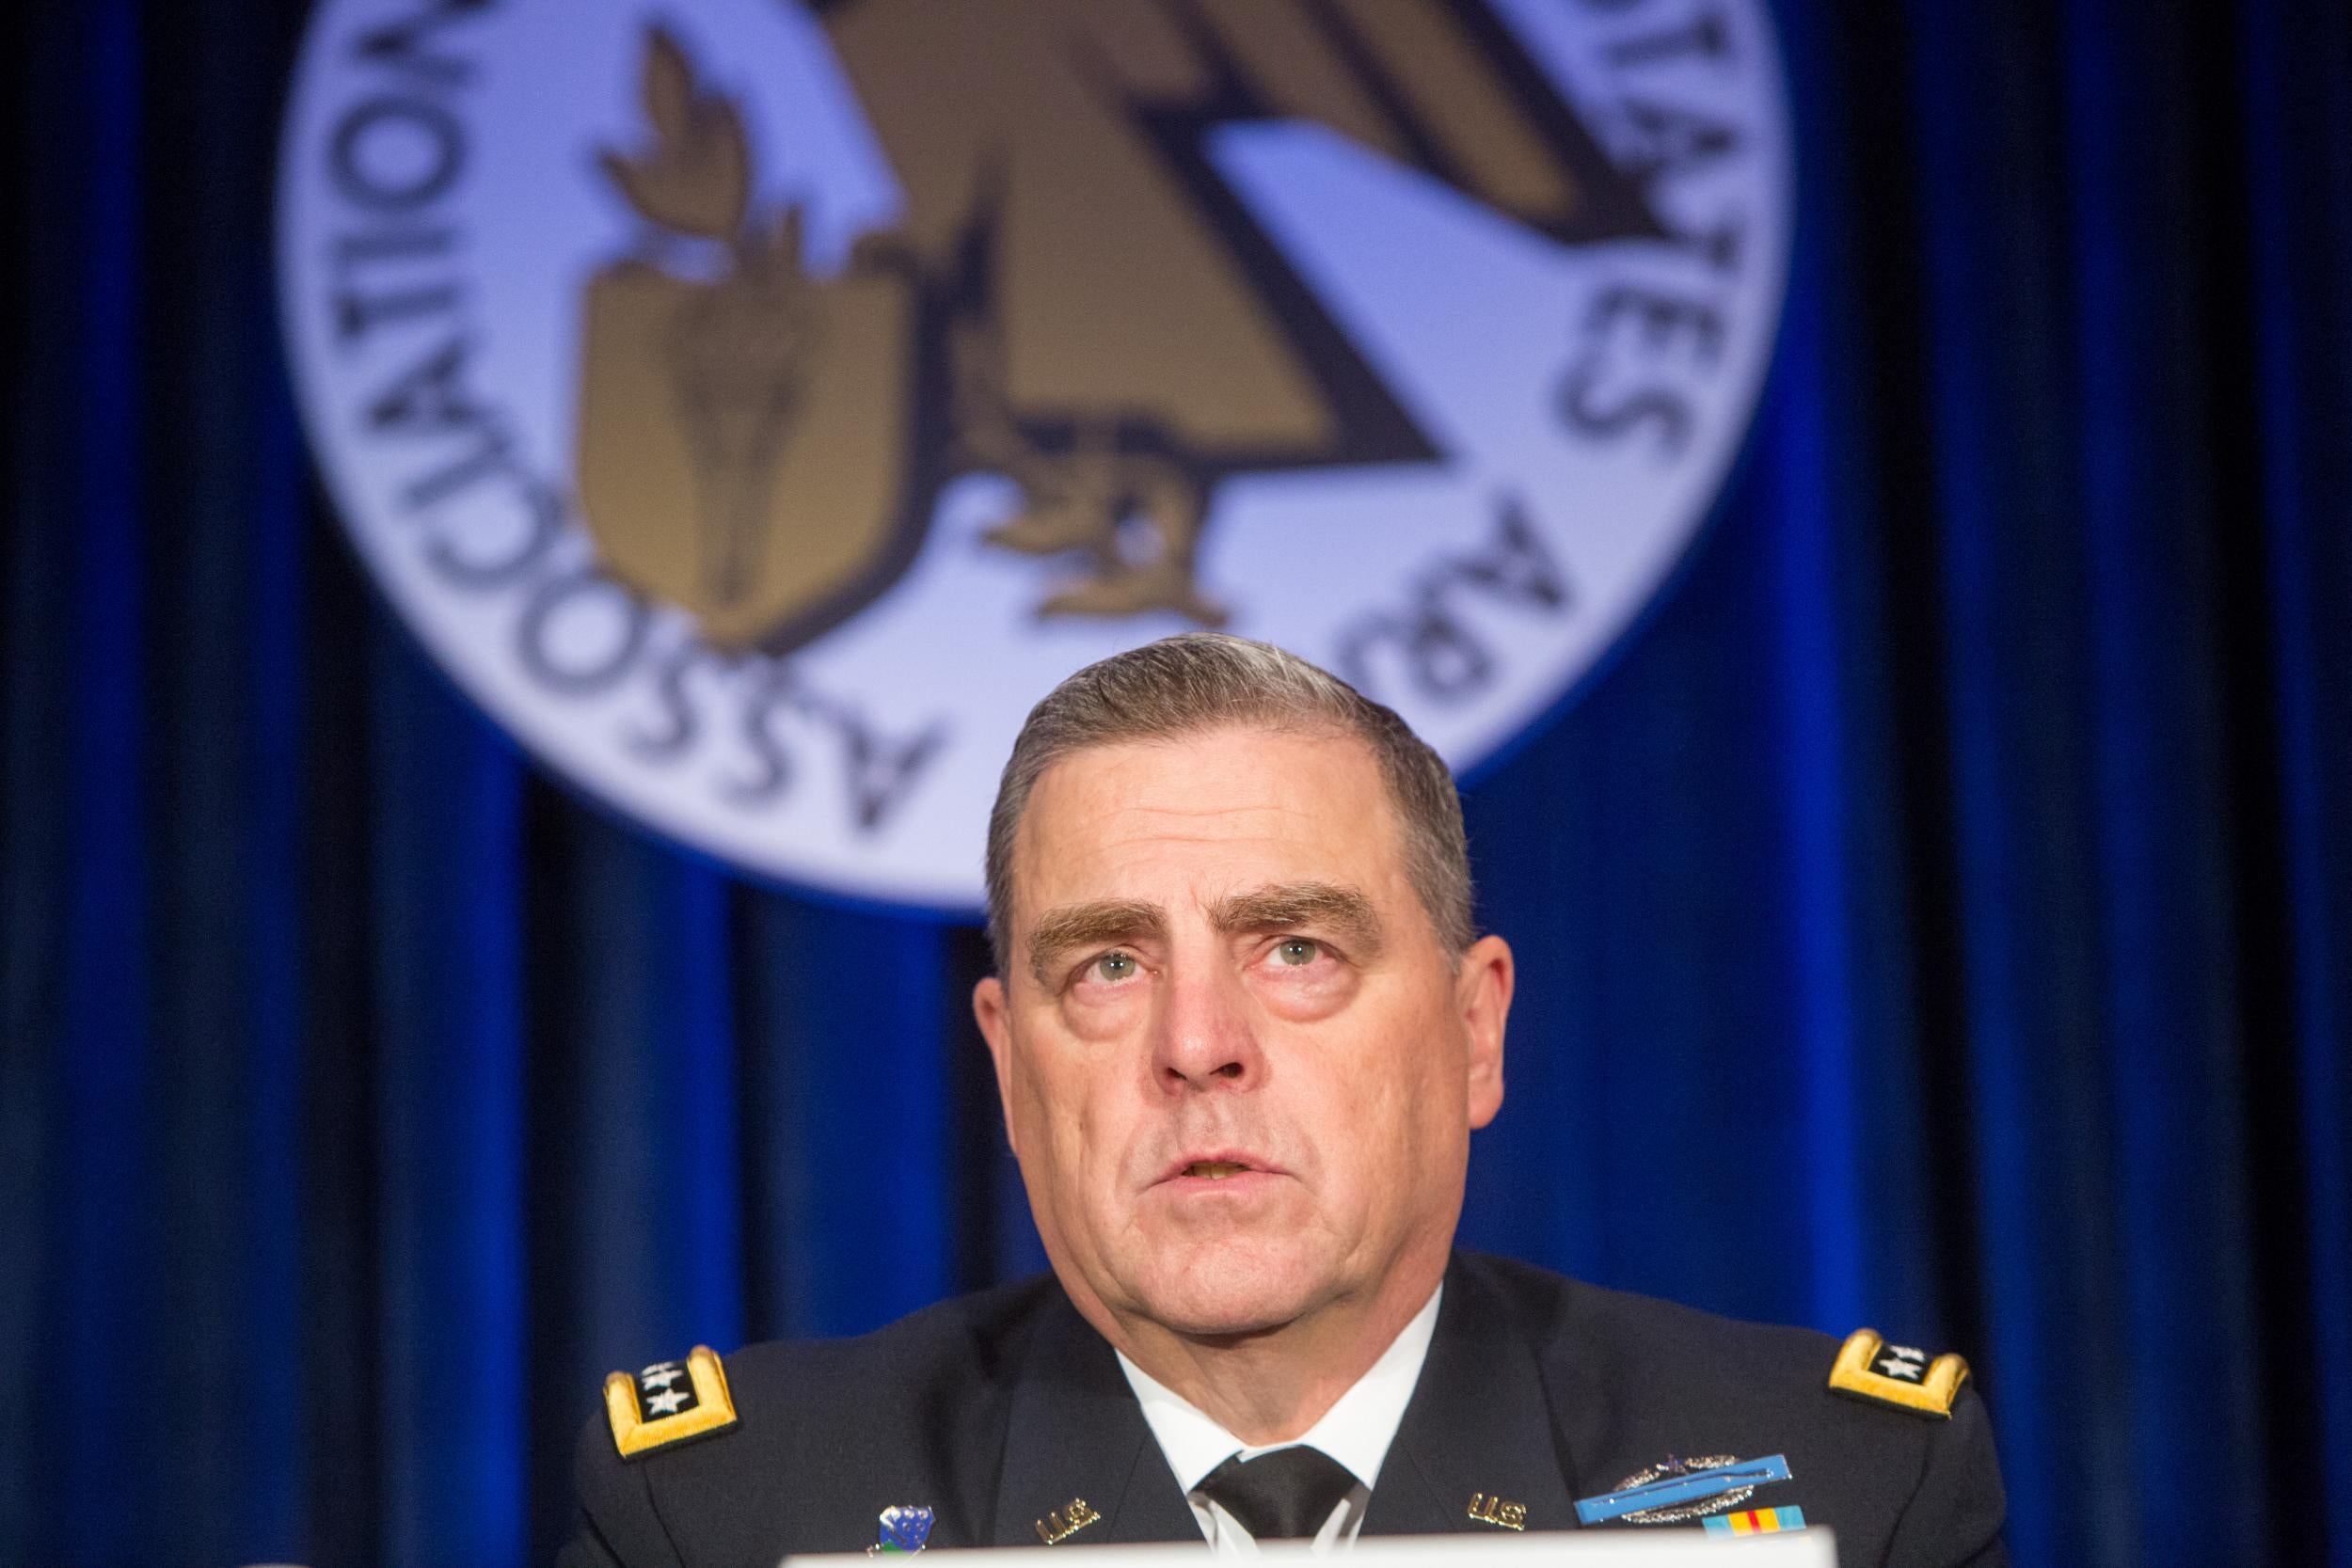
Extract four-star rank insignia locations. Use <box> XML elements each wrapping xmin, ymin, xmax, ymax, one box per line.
<box><xmin>604</xmin><ymin>1345</ymin><xmax>739</xmax><ymax>1459</ymax></box>
<box><xmin>1828</xmin><ymin>1328</ymin><xmax>1970</xmax><ymax>1418</ymax></box>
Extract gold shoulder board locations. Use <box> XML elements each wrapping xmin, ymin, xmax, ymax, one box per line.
<box><xmin>604</xmin><ymin>1345</ymin><xmax>739</xmax><ymax>1459</ymax></box>
<box><xmin>1827</xmin><ymin>1328</ymin><xmax>1969</xmax><ymax>1418</ymax></box>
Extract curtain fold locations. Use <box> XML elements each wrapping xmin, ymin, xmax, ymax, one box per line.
<box><xmin>3</xmin><ymin>2</ymin><xmax>2348</xmax><ymax>1566</ymax></box>
<box><xmin>2243</xmin><ymin>5</ymin><xmax>2352</xmax><ymax>1561</ymax></box>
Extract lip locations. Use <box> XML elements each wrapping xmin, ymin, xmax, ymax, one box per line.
<box><xmin>1152</xmin><ymin>1149</ymin><xmax>1289</xmax><ymax>1189</ymax></box>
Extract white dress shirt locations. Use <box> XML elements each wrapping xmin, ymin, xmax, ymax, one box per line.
<box><xmin>1115</xmin><ymin>1286</ymin><xmax>1443</xmax><ymax>1555</ymax></box>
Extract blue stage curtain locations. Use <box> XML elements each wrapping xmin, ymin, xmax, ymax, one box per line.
<box><xmin>2</xmin><ymin>2</ymin><xmax>2346</xmax><ymax>1566</ymax></box>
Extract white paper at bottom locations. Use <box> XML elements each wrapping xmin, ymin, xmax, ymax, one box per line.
<box><xmin>788</xmin><ymin>1528</ymin><xmax>1836</xmax><ymax>1568</ymax></box>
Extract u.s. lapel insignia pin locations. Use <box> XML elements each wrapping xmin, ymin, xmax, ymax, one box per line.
<box><xmin>1035</xmin><ymin>1497</ymin><xmax>1101</xmax><ymax>1545</ymax></box>
<box><xmin>1467</xmin><ymin>1492</ymin><xmax>1528</xmax><ymax>1530</ymax></box>
<box><xmin>868</xmin><ymin>1504</ymin><xmax>935</xmax><ymax>1555</ymax></box>
<box><xmin>1574</xmin><ymin>1452</ymin><xmax>1793</xmax><ymax>1526</ymax></box>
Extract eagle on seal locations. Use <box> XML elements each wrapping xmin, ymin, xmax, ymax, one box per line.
<box><xmin>577</xmin><ymin>0</ymin><xmax>1669</xmax><ymax>651</ymax></box>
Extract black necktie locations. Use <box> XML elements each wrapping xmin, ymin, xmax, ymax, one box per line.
<box><xmin>1194</xmin><ymin>1447</ymin><xmax>1361</xmax><ymax>1541</ymax></box>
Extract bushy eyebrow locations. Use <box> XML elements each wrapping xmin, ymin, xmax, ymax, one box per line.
<box><xmin>1211</xmin><ymin>881</ymin><xmax>1385</xmax><ymax>959</ymax></box>
<box><xmin>1026</xmin><ymin>900</ymin><xmax>1166</xmax><ymax>987</ymax></box>
<box><xmin>1023</xmin><ymin>882</ymin><xmax>1386</xmax><ymax>987</ymax></box>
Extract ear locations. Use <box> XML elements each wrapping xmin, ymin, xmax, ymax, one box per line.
<box><xmin>1455</xmin><ymin>933</ymin><xmax>1513</xmax><ymax>1130</ymax></box>
<box><xmin>972</xmin><ymin>974</ymin><xmax>1021</xmax><ymax>1155</ymax></box>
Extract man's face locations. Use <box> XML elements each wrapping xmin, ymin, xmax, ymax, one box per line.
<box><xmin>972</xmin><ymin>724</ymin><xmax>1512</xmax><ymax>1347</ymax></box>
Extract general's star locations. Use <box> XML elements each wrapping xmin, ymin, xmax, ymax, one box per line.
<box><xmin>1888</xmin><ymin>1345</ymin><xmax>1927</xmax><ymax>1362</ymax></box>
<box><xmin>1879</xmin><ymin>1356</ymin><xmax>1923</xmax><ymax>1379</ymax></box>
<box><xmin>645</xmin><ymin>1387</ymin><xmax>690</xmax><ymax>1416</ymax></box>
<box><xmin>640</xmin><ymin>1365</ymin><xmax>682</xmax><ymax>1390</ymax></box>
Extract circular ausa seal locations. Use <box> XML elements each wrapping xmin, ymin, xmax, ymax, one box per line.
<box><xmin>278</xmin><ymin>0</ymin><xmax>1792</xmax><ymax>910</ymax></box>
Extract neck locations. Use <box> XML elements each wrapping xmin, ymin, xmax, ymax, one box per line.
<box><xmin>1096</xmin><ymin>1255</ymin><xmax>1447</xmax><ymax>1446</ymax></box>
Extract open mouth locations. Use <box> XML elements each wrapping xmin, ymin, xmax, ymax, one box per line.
<box><xmin>1159</xmin><ymin>1151</ymin><xmax>1281</xmax><ymax>1187</ymax></box>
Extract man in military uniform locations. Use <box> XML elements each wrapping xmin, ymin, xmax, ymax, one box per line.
<box><xmin>565</xmin><ymin>634</ymin><xmax>2007</xmax><ymax>1566</ymax></box>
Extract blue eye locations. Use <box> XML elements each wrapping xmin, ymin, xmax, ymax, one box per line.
<box><xmin>1093</xmin><ymin>951</ymin><xmax>1137</xmax><ymax>982</ymax></box>
<box><xmin>1276</xmin><ymin>939</ymin><xmax>1320</xmax><ymax>967</ymax></box>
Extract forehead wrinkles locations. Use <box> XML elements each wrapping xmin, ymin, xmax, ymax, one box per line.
<box><xmin>1009</xmin><ymin>731</ymin><xmax>1405</xmax><ymax>929</ymax></box>
<box><xmin>1104</xmin><ymin>798</ymin><xmax>1334</xmax><ymax>844</ymax></box>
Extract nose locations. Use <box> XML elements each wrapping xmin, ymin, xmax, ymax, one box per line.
<box><xmin>1150</xmin><ymin>959</ymin><xmax>1264</xmax><ymax>1094</ymax></box>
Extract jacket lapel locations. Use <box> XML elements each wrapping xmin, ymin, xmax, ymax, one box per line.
<box><xmin>1360</xmin><ymin>1257</ymin><xmax>1586</xmax><ymax>1540</ymax></box>
<box><xmin>990</xmin><ymin>1258</ymin><xmax>1587</xmax><ymax>1547</ymax></box>
<box><xmin>989</xmin><ymin>1287</ymin><xmax>1201</xmax><ymax>1547</ymax></box>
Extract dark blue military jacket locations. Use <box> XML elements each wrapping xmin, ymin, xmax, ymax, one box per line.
<box><xmin>563</xmin><ymin>1252</ymin><xmax>2007</xmax><ymax>1567</ymax></box>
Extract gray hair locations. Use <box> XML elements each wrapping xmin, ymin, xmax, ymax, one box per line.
<box><xmin>983</xmin><ymin>633</ymin><xmax>1475</xmax><ymax>971</ymax></box>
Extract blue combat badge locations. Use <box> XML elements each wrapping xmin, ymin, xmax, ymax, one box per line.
<box><xmin>868</xmin><ymin>1505</ymin><xmax>935</xmax><ymax>1555</ymax></box>
<box><xmin>1575</xmin><ymin>1453</ymin><xmax>1793</xmax><ymax>1525</ymax></box>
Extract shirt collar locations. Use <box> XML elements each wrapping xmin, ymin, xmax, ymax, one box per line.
<box><xmin>1115</xmin><ymin>1283</ymin><xmax>1444</xmax><ymax>1495</ymax></box>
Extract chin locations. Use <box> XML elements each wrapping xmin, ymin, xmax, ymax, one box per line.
<box><xmin>1123</xmin><ymin>1239</ymin><xmax>1327</xmax><ymax>1339</ymax></box>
